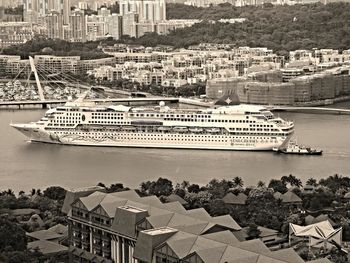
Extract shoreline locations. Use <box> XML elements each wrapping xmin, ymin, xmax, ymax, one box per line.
<box><xmin>0</xmin><ymin>95</ymin><xmax>349</xmax><ymax>112</ymax></box>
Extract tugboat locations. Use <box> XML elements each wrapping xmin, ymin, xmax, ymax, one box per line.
<box><xmin>273</xmin><ymin>141</ymin><xmax>322</xmax><ymax>155</ymax></box>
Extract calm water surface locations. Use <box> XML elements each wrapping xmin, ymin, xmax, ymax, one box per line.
<box><xmin>1</xmin><ymin>102</ymin><xmax>350</xmax><ymax>192</ymax></box>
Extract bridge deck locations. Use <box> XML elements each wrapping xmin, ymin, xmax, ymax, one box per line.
<box><xmin>0</xmin><ymin>97</ymin><xmax>179</xmax><ymax>107</ymax></box>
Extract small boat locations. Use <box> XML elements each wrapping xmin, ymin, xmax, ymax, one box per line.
<box><xmin>273</xmin><ymin>141</ymin><xmax>322</xmax><ymax>155</ymax></box>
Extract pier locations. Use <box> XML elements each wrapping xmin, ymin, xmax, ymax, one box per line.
<box><xmin>0</xmin><ymin>97</ymin><xmax>179</xmax><ymax>110</ymax></box>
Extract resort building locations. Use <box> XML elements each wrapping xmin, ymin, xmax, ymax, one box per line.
<box><xmin>62</xmin><ymin>188</ymin><xmax>330</xmax><ymax>263</ymax></box>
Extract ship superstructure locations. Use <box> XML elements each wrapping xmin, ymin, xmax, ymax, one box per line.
<box><xmin>11</xmin><ymin>101</ymin><xmax>294</xmax><ymax>150</ymax></box>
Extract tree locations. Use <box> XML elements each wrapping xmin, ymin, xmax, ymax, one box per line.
<box><xmin>268</xmin><ymin>179</ymin><xmax>287</xmax><ymax>194</ymax></box>
<box><xmin>282</xmin><ymin>174</ymin><xmax>302</xmax><ymax>188</ymax></box>
<box><xmin>180</xmin><ymin>180</ymin><xmax>190</xmax><ymax>190</ymax></box>
<box><xmin>0</xmin><ymin>218</ymin><xmax>27</xmax><ymax>252</ymax></box>
<box><xmin>206</xmin><ymin>179</ymin><xmax>231</xmax><ymax>199</ymax></box>
<box><xmin>107</xmin><ymin>183</ymin><xmax>127</xmax><ymax>193</ymax></box>
<box><xmin>206</xmin><ymin>199</ymin><xmax>229</xmax><ymax>216</ymax></box>
<box><xmin>232</xmin><ymin>177</ymin><xmax>244</xmax><ymax>188</ymax></box>
<box><xmin>319</xmin><ymin>174</ymin><xmax>350</xmax><ymax>192</ymax></box>
<box><xmin>257</xmin><ymin>181</ymin><xmax>265</xmax><ymax>188</ymax></box>
<box><xmin>184</xmin><ymin>191</ymin><xmax>212</xmax><ymax>209</ymax></box>
<box><xmin>306</xmin><ymin>178</ymin><xmax>318</xmax><ymax>186</ymax></box>
<box><xmin>246</xmin><ymin>224</ymin><xmax>261</xmax><ymax>240</ymax></box>
<box><xmin>141</xmin><ymin>178</ymin><xmax>174</xmax><ymax>197</ymax></box>
<box><xmin>0</xmin><ymin>194</ymin><xmax>18</xmax><ymax>210</ymax></box>
<box><xmin>43</xmin><ymin>186</ymin><xmax>66</xmax><ymax>201</ymax></box>
<box><xmin>97</xmin><ymin>182</ymin><xmax>106</xmax><ymax>188</ymax></box>
<box><xmin>188</xmin><ymin>184</ymin><xmax>200</xmax><ymax>193</ymax></box>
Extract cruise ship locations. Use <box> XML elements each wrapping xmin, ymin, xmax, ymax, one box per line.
<box><xmin>11</xmin><ymin>100</ymin><xmax>294</xmax><ymax>151</ymax></box>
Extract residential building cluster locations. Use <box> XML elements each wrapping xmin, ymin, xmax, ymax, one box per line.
<box><xmin>89</xmin><ymin>45</ymin><xmax>284</xmax><ymax>88</ymax></box>
<box><xmin>0</xmin><ymin>54</ymin><xmax>117</xmax><ymax>77</ymax></box>
<box><xmin>1</xmin><ymin>46</ymin><xmax>350</xmax><ymax>105</ymax></box>
<box><xmin>206</xmin><ymin>48</ymin><xmax>350</xmax><ymax>105</ymax></box>
<box><xmin>0</xmin><ymin>21</ymin><xmax>37</xmax><ymax>47</ymax></box>
<box><xmin>62</xmin><ymin>187</ymin><xmax>332</xmax><ymax>263</ymax></box>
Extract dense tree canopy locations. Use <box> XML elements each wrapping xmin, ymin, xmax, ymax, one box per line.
<box><xmin>0</xmin><ymin>218</ymin><xmax>27</xmax><ymax>252</ymax></box>
<box><xmin>2</xmin><ymin>37</ymin><xmax>112</xmax><ymax>60</ymax></box>
<box><xmin>118</xmin><ymin>2</ymin><xmax>350</xmax><ymax>53</ymax></box>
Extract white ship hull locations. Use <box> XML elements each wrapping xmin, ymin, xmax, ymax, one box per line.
<box><xmin>12</xmin><ymin>124</ymin><xmax>290</xmax><ymax>151</ymax></box>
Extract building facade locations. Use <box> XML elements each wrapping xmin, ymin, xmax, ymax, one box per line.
<box><xmin>63</xmin><ymin>189</ymin><xmax>330</xmax><ymax>263</ymax></box>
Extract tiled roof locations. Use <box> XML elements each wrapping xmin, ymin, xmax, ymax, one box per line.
<box><xmin>68</xmin><ymin>189</ymin><xmax>328</xmax><ymax>263</ymax></box>
<box><xmin>26</xmin><ymin>224</ymin><xmax>68</xmax><ymax>242</ymax></box>
<box><xmin>222</xmin><ymin>192</ymin><xmax>247</xmax><ymax>205</ymax></box>
<box><xmin>160</xmin><ymin>201</ymin><xmax>187</xmax><ymax>213</ymax></box>
<box><xmin>79</xmin><ymin>191</ymin><xmax>106</xmax><ymax>211</ymax></box>
<box><xmin>62</xmin><ymin>186</ymin><xmax>105</xmax><ymax>214</ymax></box>
<box><xmin>28</xmin><ymin>240</ymin><xmax>68</xmax><ymax>255</ymax></box>
<box><xmin>280</xmin><ymin>191</ymin><xmax>302</xmax><ymax>203</ymax></box>
<box><xmin>202</xmin><ymin>230</ymin><xmax>239</xmax><ymax>245</ymax></box>
<box><xmin>166</xmin><ymin>194</ymin><xmax>188</xmax><ymax>205</ymax></box>
<box><xmin>308</xmin><ymin>259</ymin><xmax>332</xmax><ymax>263</ymax></box>
<box><xmin>27</xmin><ymin>229</ymin><xmax>63</xmax><ymax>241</ymax></box>
<box><xmin>268</xmin><ymin>248</ymin><xmax>305</xmax><ymax>263</ymax></box>
<box><xmin>343</xmin><ymin>192</ymin><xmax>350</xmax><ymax>199</ymax></box>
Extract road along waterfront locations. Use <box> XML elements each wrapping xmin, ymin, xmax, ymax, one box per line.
<box><xmin>0</xmin><ymin>102</ymin><xmax>349</xmax><ymax>193</ymax></box>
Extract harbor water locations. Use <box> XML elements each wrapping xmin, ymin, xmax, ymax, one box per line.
<box><xmin>0</xmin><ymin>102</ymin><xmax>350</xmax><ymax>193</ymax></box>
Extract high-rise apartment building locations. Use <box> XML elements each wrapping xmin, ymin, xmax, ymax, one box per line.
<box><xmin>0</xmin><ymin>0</ymin><xmax>22</xmax><ymax>8</ymax></box>
<box><xmin>68</xmin><ymin>9</ymin><xmax>86</xmax><ymax>42</ymax></box>
<box><xmin>119</xmin><ymin>0</ymin><xmax>166</xmax><ymax>22</ymax></box>
<box><xmin>105</xmin><ymin>14</ymin><xmax>123</xmax><ymax>40</ymax></box>
<box><xmin>23</xmin><ymin>0</ymin><xmax>71</xmax><ymax>24</ymax></box>
<box><xmin>45</xmin><ymin>11</ymin><xmax>63</xmax><ymax>39</ymax></box>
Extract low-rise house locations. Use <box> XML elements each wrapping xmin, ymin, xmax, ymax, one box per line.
<box><xmin>27</xmin><ymin>224</ymin><xmax>68</xmax><ymax>243</ymax></box>
<box><xmin>28</xmin><ymin>240</ymin><xmax>68</xmax><ymax>256</ymax></box>
<box><xmin>222</xmin><ymin>192</ymin><xmax>247</xmax><ymax>206</ymax></box>
<box><xmin>235</xmin><ymin>226</ymin><xmax>280</xmax><ymax>244</ymax></box>
<box><xmin>275</xmin><ymin>190</ymin><xmax>302</xmax><ymax>205</ymax></box>
<box><xmin>305</xmin><ymin>214</ymin><xmax>336</xmax><ymax>227</ymax></box>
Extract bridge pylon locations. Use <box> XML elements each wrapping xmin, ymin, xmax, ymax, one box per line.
<box><xmin>29</xmin><ymin>56</ymin><xmax>45</xmax><ymax>101</ymax></box>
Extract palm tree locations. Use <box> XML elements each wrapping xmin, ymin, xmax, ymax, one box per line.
<box><xmin>232</xmin><ymin>176</ymin><xmax>244</xmax><ymax>188</ymax></box>
<box><xmin>181</xmin><ymin>180</ymin><xmax>190</xmax><ymax>190</ymax></box>
<box><xmin>306</xmin><ymin>178</ymin><xmax>317</xmax><ymax>186</ymax></box>
<box><xmin>257</xmin><ymin>181</ymin><xmax>265</xmax><ymax>188</ymax></box>
<box><xmin>281</xmin><ymin>175</ymin><xmax>289</xmax><ymax>185</ymax></box>
<box><xmin>4</xmin><ymin>189</ymin><xmax>15</xmax><ymax>196</ymax></box>
<box><xmin>286</xmin><ymin>174</ymin><xmax>303</xmax><ymax>188</ymax></box>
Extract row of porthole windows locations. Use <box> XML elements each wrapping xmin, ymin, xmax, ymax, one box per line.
<box><xmin>164</xmin><ymin>118</ymin><xmax>256</xmax><ymax>123</ymax></box>
<box><xmin>50</xmin><ymin>130</ymin><xmax>282</xmax><ymax>139</ymax></box>
<box><xmin>53</xmin><ymin>131</ymin><xmax>278</xmax><ymax>142</ymax></box>
<box><xmin>91</xmin><ymin>116</ymin><xmax>123</xmax><ymax>119</ymax></box>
